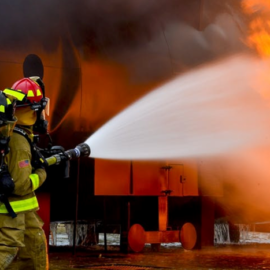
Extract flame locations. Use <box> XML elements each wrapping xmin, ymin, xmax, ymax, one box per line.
<box><xmin>242</xmin><ymin>0</ymin><xmax>270</xmax><ymax>13</ymax></box>
<box><xmin>242</xmin><ymin>0</ymin><xmax>270</xmax><ymax>57</ymax></box>
<box><xmin>246</xmin><ymin>19</ymin><xmax>270</xmax><ymax>57</ymax></box>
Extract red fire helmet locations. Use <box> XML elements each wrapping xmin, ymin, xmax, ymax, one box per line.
<box><xmin>11</xmin><ymin>77</ymin><xmax>43</xmax><ymax>104</ymax></box>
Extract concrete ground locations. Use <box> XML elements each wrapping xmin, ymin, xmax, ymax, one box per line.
<box><xmin>49</xmin><ymin>244</ymin><xmax>270</xmax><ymax>270</ymax></box>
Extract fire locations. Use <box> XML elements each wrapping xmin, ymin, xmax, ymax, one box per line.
<box><xmin>242</xmin><ymin>0</ymin><xmax>270</xmax><ymax>57</ymax></box>
<box><xmin>242</xmin><ymin>0</ymin><xmax>270</xmax><ymax>13</ymax></box>
<box><xmin>247</xmin><ymin>19</ymin><xmax>270</xmax><ymax>57</ymax></box>
<box><xmin>247</xmin><ymin>20</ymin><xmax>270</xmax><ymax>57</ymax></box>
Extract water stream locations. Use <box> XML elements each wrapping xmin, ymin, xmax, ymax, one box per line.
<box><xmin>85</xmin><ymin>54</ymin><xmax>270</xmax><ymax>160</ymax></box>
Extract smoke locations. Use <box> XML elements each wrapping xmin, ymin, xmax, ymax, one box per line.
<box><xmin>88</xmin><ymin>9</ymin><xmax>248</xmax><ymax>83</ymax></box>
<box><xmin>213</xmin><ymin>147</ymin><xmax>270</xmax><ymax>224</ymax></box>
<box><xmin>0</xmin><ymin>0</ymin><xmax>249</xmax><ymax>77</ymax></box>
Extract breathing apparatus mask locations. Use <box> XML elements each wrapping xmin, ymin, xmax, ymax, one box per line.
<box><xmin>31</xmin><ymin>76</ymin><xmax>49</xmax><ymax>134</ymax></box>
<box><xmin>32</xmin><ymin>96</ymin><xmax>50</xmax><ymax>134</ymax></box>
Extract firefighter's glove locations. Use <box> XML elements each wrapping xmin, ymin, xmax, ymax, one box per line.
<box><xmin>33</xmin><ymin>159</ymin><xmax>47</xmax><ymax>170</ymax></box>
<box><xmin>32</xmin><ymin>151</ymin><xmax>48</xmax><ymax>170</ymax></box>
<box><xmin>0</xmin><ymin>171</ymin><xmax>15</xmax><ymax>196</ymax></box>
<box><xmin>31</xmin><ymin>148</ymin><xmax>48</xmax><ymax>170</ymax></box>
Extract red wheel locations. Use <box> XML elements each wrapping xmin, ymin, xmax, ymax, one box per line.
<box><xmin>128</xmin><ymin>224</ymin><xmax>146</xmax><ymax>252</ymax></box>
<box><xmin>180</xmin><ymin>222</ymin><xmax>197</xmax><ymax>250</ymax></box>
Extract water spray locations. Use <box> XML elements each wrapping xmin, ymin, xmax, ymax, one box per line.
<box><xmin>86</xmin><ymin>54</ymin><xmax>270</xmax><ymax>160</ymax></box>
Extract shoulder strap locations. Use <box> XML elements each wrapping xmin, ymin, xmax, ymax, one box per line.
<box><xmin>13</xmin><ymin>127</ymin><xmax>36</xmax><ymax>160</ymax></box>
<box><xmin>13</xmin><ymin>127</ymin><xmax>47</xmax><ymax>169</ymax></box>
<box><xmin>13</xmin><ymin>127</ymin><xmax>32</xmax><ymax>145</ymax></box>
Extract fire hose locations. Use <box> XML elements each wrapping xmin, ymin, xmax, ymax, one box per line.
<box><xmin>36</xmin><ymin>143</ymin><xmax>91</xmax><ymax>179</ymax></box>
<box><xmin>45</xmin><ymin>143</ymin><xmax>91</xmax><ymax>166</ymax></box>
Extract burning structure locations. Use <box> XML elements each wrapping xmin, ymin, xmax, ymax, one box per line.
<box><xmin>0</xmin><ymin>0</ymin><xmax>270</xmax><ymax>253</ymax></box>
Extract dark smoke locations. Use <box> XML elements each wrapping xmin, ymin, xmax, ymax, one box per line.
<box><xmin>0</xmin><ymin>0</ymin><xmax>251</xmax><ymax>131</ymax></box>
<box><xmin>0</xmin><ymin>1</ymin><xmax>248</xmax><ymax>66</ymax></box>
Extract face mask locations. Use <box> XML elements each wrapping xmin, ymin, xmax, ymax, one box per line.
<box><xmin>33</xmin><ymin>97</ymin><xmax>50</xmax><ymax>134</ymax></box>
<box><xmin>33</xmin><ymin>111</ymin><xmax>48</xmax><ymax>134</ymax></box>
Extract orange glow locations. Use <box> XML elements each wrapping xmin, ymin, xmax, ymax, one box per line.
<box><xmin>246</xmin><ymin>19</ymin><xmax>270</xmax><ymax>57</ymax></box>
<box><xmin>242</xmin><ymin>0</ymin><xmax>270</xmax><ymax>57</ymax></box>
<box><xmin>242</xmin><ymin>0</ymin><xmax>270</xmax><ymax>13</ymax></box>
<box><xmin>241</xmin><ymin>0</ymin><xmax>270</xmax><ymax>103</ymax></box>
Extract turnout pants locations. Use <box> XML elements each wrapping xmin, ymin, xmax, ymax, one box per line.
<box><xmin>0</xmin><ymin>212</ymin><xmax>48</xmax><ymax>270</ymax></box>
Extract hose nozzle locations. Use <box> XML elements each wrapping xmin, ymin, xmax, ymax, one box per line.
<box><xmin>45</xmin><ymin>143</ymin><xmax>91</xmax><ymax>166</ymax></box>
<box><xmin>65</xmin><ymin>143</ymin><xmax>91</xmax><ymax>160</ymax></box>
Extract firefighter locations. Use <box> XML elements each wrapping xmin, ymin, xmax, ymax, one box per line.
<box><xmin>0</xmin><ymin>89</ymin><xmax>27</xmax><ymax>269</ymax></box>
<box><xmin>1</xmin><ymin>77</ymin><xmax>50</xmax><ymax>269</ymax></box>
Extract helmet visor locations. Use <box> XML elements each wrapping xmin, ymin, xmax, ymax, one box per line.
<box><xmin>0</xmin><ymin>118</ymin><xmax>17</xmax><ymax>138</ymax></box>
<box><xmin>44</xmin><ymin>97</ymin><xmax>50</xmax><ymax>116</ymax></box>
<box><xmin>39</xmin><ymin>98</ymin><xmax>50</xmax><ymax>121</ymax></box>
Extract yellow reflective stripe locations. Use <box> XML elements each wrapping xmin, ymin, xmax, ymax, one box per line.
<box><xmin>36</xmin><ymin>89</ymin><xmax>42</xmax><ymax>96</ymax></box>
<box><xmin>0</xmin><ymin>196</ymin><xmax>39</xmax><ymax>214</ymax></box>
<box><xmin>27</xmin><ymin>90</ymin><xmax>34</xmax><ymax>97</ymax></box>
<box><xmin>3</xmin><ymin>88</ymin><xmax>26</xmax><ymax>101</ymax></box>
<box><xmin>0</xmin><ymin>105</ymin><xmax>5</xmax><ymax>112</ymax></box>
<box><xmin>6</xmin><ymin>98</ymin><xmax>11</xmax><ymax>105</ymax></box>
<box><xmin>29</xmin><ymin>173</ymin><xmax>39</xmax><ymax>191</ymax></box>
